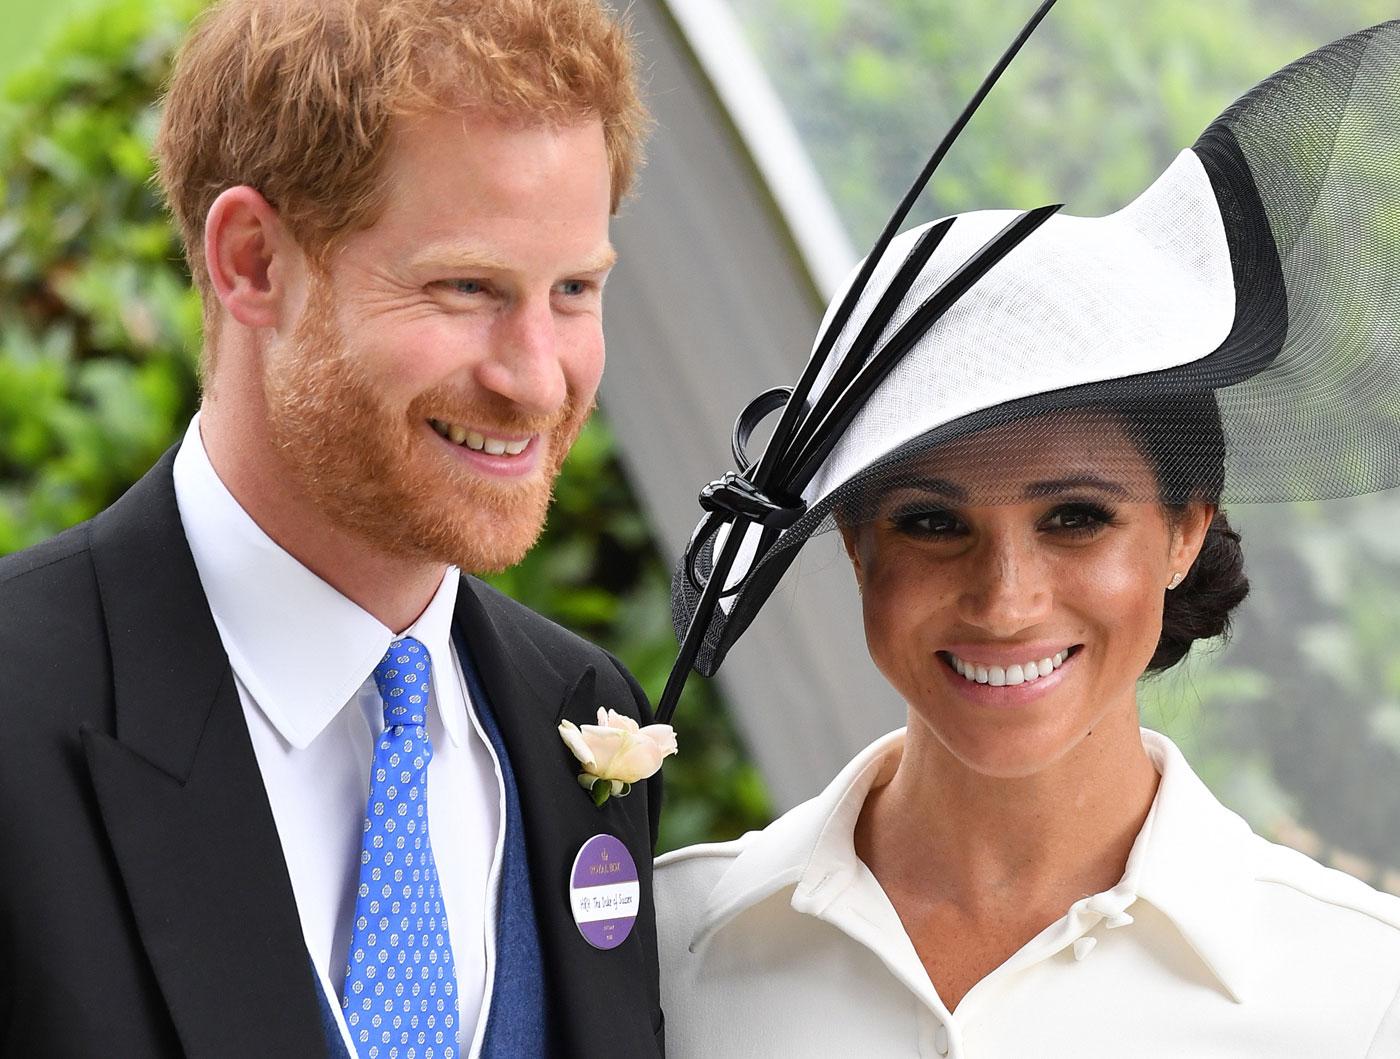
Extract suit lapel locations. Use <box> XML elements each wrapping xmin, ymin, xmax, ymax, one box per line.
<box><xmin>453</xmin><ymin>579</ymin><xmax>660</xmax><ymax>1055</ymax></box>
<box><xmin>82</xmin><ymin>450</ymin><xmax>330</xmax><ymax>1057</ymax></box>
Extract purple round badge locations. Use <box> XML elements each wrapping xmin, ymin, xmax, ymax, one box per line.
<box><xmin>569</xmin><ymin>833</ymin><xmax>640</xmax><ymax>950</ymax></box>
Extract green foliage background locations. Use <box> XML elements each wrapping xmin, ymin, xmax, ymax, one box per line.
<box><xmin>5</xmin><ymin>0</ymin><xmax>1400</xmax><ymax>881</ymax></box>
<box><xmin>0</xmin><ymin>0</ymin><xmax>770</xmax><ymax>854</ymax></box>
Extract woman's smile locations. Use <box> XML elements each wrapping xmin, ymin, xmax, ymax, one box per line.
<box><xmin>937</xmin><ymin>644</ymin><xmax>1082</xmax><ymax>706</ymax></box>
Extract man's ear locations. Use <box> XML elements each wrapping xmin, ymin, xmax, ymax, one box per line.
<box><xmin>203</xmin><ymin>185</ymin><xmax>301</xmax><ymax>330</ymax></box>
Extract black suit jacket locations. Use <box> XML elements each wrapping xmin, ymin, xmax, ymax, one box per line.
<box><xmin>0</xmin><ymin>449</ymin><xmax>664</xmax><ymax>1057</ymax></box>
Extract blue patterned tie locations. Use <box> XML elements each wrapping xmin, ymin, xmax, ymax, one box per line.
<box><xmin>341</xmin><ymin>637</ymin><xmax>459</xmax><ymax>1059</ymax></box>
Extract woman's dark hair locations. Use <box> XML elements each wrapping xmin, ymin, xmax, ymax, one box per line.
<box><xmin>1112</xmin><ymin>394</ymin><xmax>1249</xmax><ymax>671</ymax></box>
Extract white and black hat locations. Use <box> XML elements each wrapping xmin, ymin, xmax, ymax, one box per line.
<box><xmin>659</xmin><ymin>11</ymin><xmax>1400</xmax><ymax>719</ymax></box>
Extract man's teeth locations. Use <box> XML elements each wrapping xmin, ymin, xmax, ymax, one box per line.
<box><xmin>429</xmin><ymin>419</ymin><xmax>529</xmax><ymax>455</ymax></box>
<box><xmin>948</xmin><ymin>650</ymin><xmax>1071</xmax><ymax>687</ymax></box>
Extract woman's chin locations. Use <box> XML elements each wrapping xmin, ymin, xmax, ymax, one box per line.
<box><xmin>904</xmin><ymin>650</ymin><xmax>1126</xmax><ymax>779</ymax></box>
<box><xmin>918</xmin><ymin>711</ymin><xmax>1097</xmax><ymax>781</ymax></box>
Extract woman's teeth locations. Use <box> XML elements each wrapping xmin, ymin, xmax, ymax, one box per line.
<box><xmin>429</xmin><ymin>419</ymin><xmax>530</xmax><ymax>456</ymax></box>
<box><xmin>948</xmin><ymin>649</ymin><xmax>1070</xmax><ymax>687</ymax></box>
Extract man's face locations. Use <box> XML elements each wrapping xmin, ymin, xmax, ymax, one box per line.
<box><xmin>264</xmin><ymin>109</ymin><xmax>614</xmax><ymax>573</ymax></box>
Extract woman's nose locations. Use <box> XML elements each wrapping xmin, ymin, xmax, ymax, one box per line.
<box><xmin>956</xmin><ymin>534</ymin><xmax>1053</xmax><ymax>636</ymax></box>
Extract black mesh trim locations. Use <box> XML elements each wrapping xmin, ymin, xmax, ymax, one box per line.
<box><xmin>1192</xmin><ymin>125</ymin><xmax>1289</xmax><ymax>383</ymax></box>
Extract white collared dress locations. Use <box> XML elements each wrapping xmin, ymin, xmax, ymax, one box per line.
<box><xmin>655</xmin><ymin>729</ymin><xmax>1400</xmax><ymax>1057</ymax></box>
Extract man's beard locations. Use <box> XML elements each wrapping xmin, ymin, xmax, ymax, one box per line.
<box><xmin>262</xmin><ymin>274</ymin><xmax>590</xmax><ymax>574</ymax></box>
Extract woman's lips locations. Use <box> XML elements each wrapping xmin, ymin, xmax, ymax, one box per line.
<box><xmin>945</xmin><ymin>646</ymin><xmax>1073</xmax><ymax>686</ymax></box>
<box><xmin>937</xmin><ymin>645</ymin><xmax>1082</xmax><ymax>704</ymax></box>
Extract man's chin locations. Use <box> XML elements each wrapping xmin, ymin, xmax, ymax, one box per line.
<box><xmin>398</xmin><ymin>489</ymin><xmax>553</xmax><ymax>576</ymax></box>
<box><xmin>416</xmin><ymin>424</ymin><xmax>583</xmax><ymax>573</ymax></box>
<box><xmin>454</xmin><ymin>507</ymin><xmax>549</xmax><ymax>573</ymax></box>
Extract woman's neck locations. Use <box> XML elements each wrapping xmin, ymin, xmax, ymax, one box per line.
<box><xmin>856</xmin><ymin>702</ymin><xmax>1159</xmax><ymax>919</ymax></box>
<box><xmin>853</xmin><ymin>701</ymin><xmax>1159</xmax><ymax>1011</ymax></box>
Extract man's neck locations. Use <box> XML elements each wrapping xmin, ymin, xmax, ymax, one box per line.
<box><xmin>198</xmin><ymin>396</ymin><xmax>447</xmax><ymax>634</ymax></box>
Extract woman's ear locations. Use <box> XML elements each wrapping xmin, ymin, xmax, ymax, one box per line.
<box><xmin>203</xmin><ymin>185</ymin><xmax>303</xmax><ymax>331</ymax></box>
<box><xmin>1169</xmin><ymin>502</ymin><xmax>1216</xmax><ymax>582</ymax></box>
<box><xmin>839</xmin><ymin>520</ymin><xmax>865</xmax><ymax>591</ymax></box>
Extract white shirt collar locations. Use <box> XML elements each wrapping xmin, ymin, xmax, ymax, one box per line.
<box><xmin>172</xmin><ymin>413</ymin><xmax>466</xmax><ymax>751</ymax></box>
<box><xmin>691</xmin><ymin>726</ymin><xmax>1255</xmax><ymax>1002</ymax></box>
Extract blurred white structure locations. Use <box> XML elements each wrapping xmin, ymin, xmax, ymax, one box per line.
<box><xmin>600</xmin><ymin>0</ymin><xmax>905</xmax><ymax>811</ymax></box>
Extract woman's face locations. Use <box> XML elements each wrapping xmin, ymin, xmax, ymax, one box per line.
<box><xmin>843</xmin><ymin>417</ymin><xmax>1213</xmax><ymax>779</ymax></box>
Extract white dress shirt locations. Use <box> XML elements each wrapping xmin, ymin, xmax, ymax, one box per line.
<box><xmin>172</xmin><ymin>415</ymin><xmax>504</xmax><ymax>1056</ymax></box>
<box><xmin>656</xmin><ymin>727</ymin><xmax>1400</xmax><ymax>1057</ymax></box>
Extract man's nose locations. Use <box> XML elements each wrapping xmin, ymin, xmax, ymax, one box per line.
<box><xmin>474</xmin><ymin>296</ymin><xmax>568</xmax><ymax>416</ymax></box>
<box><xmin>956</xmin><ymin>532</ymin><xmax>1054</xmax><ymax>637</ymax></box>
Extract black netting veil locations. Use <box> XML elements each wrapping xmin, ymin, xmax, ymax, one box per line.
<box><xmin>666</xmin><ymin>19</ymin><xmax>1400</xmax><ymax>697</ymax></box>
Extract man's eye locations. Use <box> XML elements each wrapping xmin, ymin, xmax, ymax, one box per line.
<box><xmin>446</xmin><ymin>279</ymin><xmax>486</xmax><ymax>295</ymax></box>
<box><xmin>556</xmin><ymin>279</ymin><xmax>591</xmax><ymax>297</ymax></box>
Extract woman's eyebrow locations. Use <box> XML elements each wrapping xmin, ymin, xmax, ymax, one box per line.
<box><xmin>891</xmin><ymin>475</ymin><xmax>969</xmax><ymax>501</ymax></box>
<box><xmin>1023</xmin><ymin>475</ymin><xmax>1131</xmax><ymax>498</ymax></box>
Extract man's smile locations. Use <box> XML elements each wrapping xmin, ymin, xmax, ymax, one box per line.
<box><xmin>428</xmin><ymin>417</ymin><xmax>533</xmax><ymax>456</ymax></box>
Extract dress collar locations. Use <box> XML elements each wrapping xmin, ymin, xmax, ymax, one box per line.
<box><xmin>689</xmin><ymin>729</ymin><xmax>902</xmax><ymax>953</ymax></box>
<box><xmin>690</xmin><ymin>726</ymin><xmax>1255</xmax><ymax>1002</ymax></box>
<box><xmin>172</xmin><ymin>414</ymin><xmax>465</xmax><ymax>750</ymax></box>
<box><xmin>1133</xmin><ymin>728</ymin><xmax>1256</xmax><ymax>1002</ymax></box>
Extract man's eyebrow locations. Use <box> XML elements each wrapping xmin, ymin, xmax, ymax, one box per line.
<box><xmin>1023</xmin><ymin>474</ymin><xmax>1131</xmax><ymax>499</ymax></box>
<box><xmin>407</xmin><ymin>242</ymin><xmax>618</xmax><ymax>274</ymax></box>
<box><xmin>576</xmin><ymin>244</ymin><xmax>618</xmax><ymax>273</ymax></box>
<box><xmin>406</xmin><ymin>241</ymin><xmax>510</xmax><ymax>271</ymax></box>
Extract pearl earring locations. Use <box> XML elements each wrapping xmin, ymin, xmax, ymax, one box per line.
<box><xmin>1167</xmin><ymin>572</ymin><xmax>1184</xmax><ymax>590</ymax></box>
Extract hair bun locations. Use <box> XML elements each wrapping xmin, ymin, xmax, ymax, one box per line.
<box><xmin>1150</xmin><ymin>510</ymin><xmax>1249</xmax><ymax>671</ymax></box>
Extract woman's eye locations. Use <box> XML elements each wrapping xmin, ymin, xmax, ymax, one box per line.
<box><xmin>892</xmin><ymin>509</ymin><xmax>965</xmax><ymax>537</ymax></box>
<box><xmin>1042</xmin><ymin>503</ymin><xmax>1116</xmax><ymax>535</ymax></box>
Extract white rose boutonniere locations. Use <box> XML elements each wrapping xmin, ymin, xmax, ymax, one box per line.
<box><xmin>558</xmin><ymin>708</ymin><xmax>679</xmax><ymax>806</ymax></box>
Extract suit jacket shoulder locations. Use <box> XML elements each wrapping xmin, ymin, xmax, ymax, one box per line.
<box><xmin>0</xmin><ymin>515</ymin><xmax>115</xmax><ymax>778</ymax></box>
<box><xmin>1</xmin><ymin>451</ymin><xmax>335</xmax><ymax>1057</ymax></box>
<box><xmin>0</xmin><ymin>517</ymin><xmax>91</xmax><ymax>586</ymax></box>
<box><xmin>0</xmin><ymin>519</ymin><xmax>104</xmax><ymax>674</ymax></box>
<box><xmin>463</xmin><ymin>574</ymin><xmax>655</xmax><ymax>722</ymax></box>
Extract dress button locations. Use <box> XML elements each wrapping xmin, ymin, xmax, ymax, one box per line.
<box><xmin>934</xmin><ymin>1021</ymin><xmax>950</xmax><ymax>1056</ymax></box>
